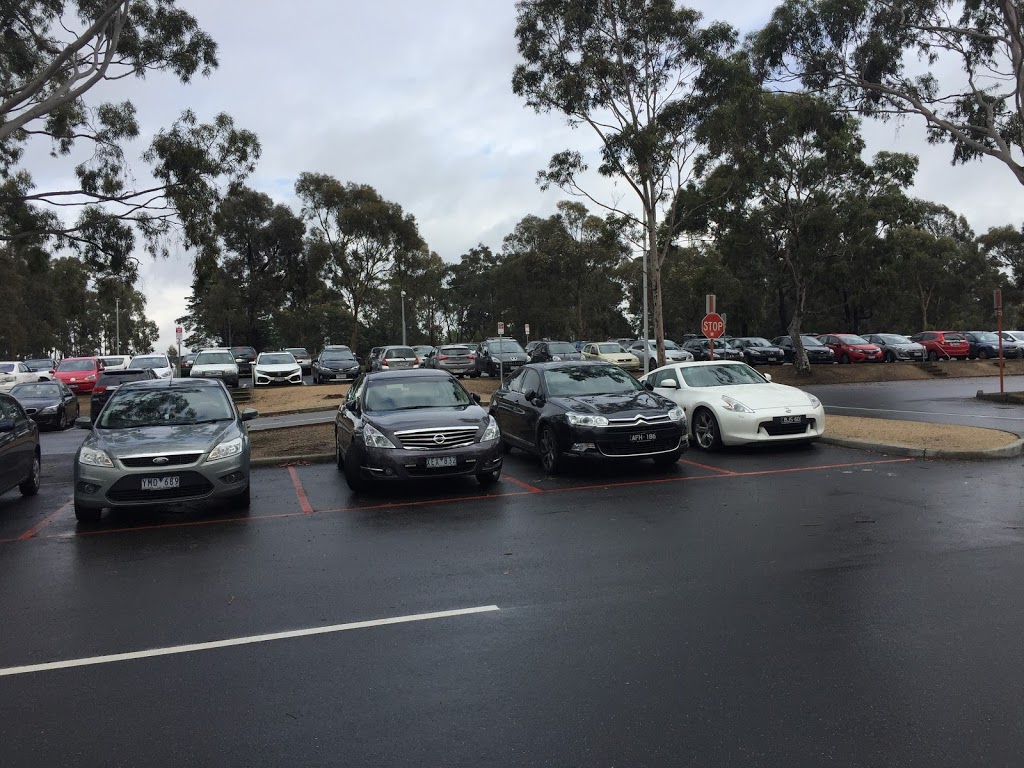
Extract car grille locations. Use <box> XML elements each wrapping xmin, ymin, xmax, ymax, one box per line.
<box><xmin>119</xmin><ymin>453</ymin><xmax>203</xmax><ymax>468</ymax></box>
<box><xmin>760</xmin><ymin>419</ymin><xmax>816</xmax><ymax>437</ymax></box>
<box><xmin>107</xmin><ymin>471</ymin><xmax>213</xmax><ymax>502</ymax></box>
<box><xmin>394</xmin><ymin>426</ymin><xmax>479</xmax><ymax>449</ymax></box>
<box><xmin>606</xmin><ymin>413</ymin><xmax>672</xmax><ymax>426</ymax></box>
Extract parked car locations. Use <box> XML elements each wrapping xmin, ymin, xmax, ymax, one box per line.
<box><xmin>9</xmin><ymin>381</ymin><xmax>79</xmax><ymax>430</ymax></box>
<box><xmin>529</xmin><ymin>340</ymin><xmax>584</xmax><ymax>363</ymax></box>
<box><xmin>372</xmin><ymin>345</ymin><xmax>421</xmax><ymax>372</ymax></box>
<box><xmin>680</xmin><ymin>338</ymin><xmax>743</xmax><ymax>363</ymax></box>
<box><xmin>490</xmin><ymin>361</ymin><xmax>686</xmax><ymax>473</ymax></box>
<box><xmin>334</xmin><ymin>369</ymin><xmax>502</xmax><ymax>490</ymax></box>
<box><xmin>908</xmin><ymin>331</ymin><xmax>969</xmax><ymax>361</ymax></box>
<box><xmin>23</xmin><ymin>358</ymin><xmax>56</xmax><ymax>378</ymax></box>
<box><xmin>313</xmin><ymin>348</ymin><xmax>362</xmax><ymax>383</ymax></box>
<box><xmin>285</xmin><ymin>347</ymin><xmax>313</xmax><ymax>374</ymax></box>
<box><xmin>98</xmin><ymin>355</ymin><xmax>130</xmax><ymax>371</ymax></box>
<box><xmin>817</xmin><ymin>334</ymin><xmax>884</xmax><ymax>364</ymax></box>
<box><xmin>366</xmin><ymin>347</ymin><xmax>383</xmax><ymax>370</ymax></box>
<box><xmin>726</xmin><ymin>337</ymin><xmax>786</xmax><ymax>366</ymax></box>
<box><xmin>179</xmin><ymin>352</ymin><xmax>198</xmax><ymax>377</ymax></box>
<box><xmin>230</xmin><ymin>346</ymin><xmax>258</xmax><ymax>375</ymax></box>
<box><xmin>1001</xmin><ymin>331</ymin><xmax>1024</xmax><ymax>345</ymax></box>
<box><xmin>73</xmin><ymin>378</ymin><xmax>257</xmax><ymax>523</ymax></box>
<box><xmin>253</xmin><ymin>351</ymin><xmax>303</xmax><ymax>386</ymax></box>
<box><xmin>128</xmin><ymin>353</ymin><xmax>174</xmax><ymax>379</ymax></box>
<box><xmin>90</xmin><ymin>369</ymin><xmax>159</xmax><ymax>423</ymax></box>
<box><xmin>424</xmin><ymin>344</ymin><xmax>476</xmax><ymax>377</ymax></box>
<box><xmin>581</xmin><ymin>342</ymin><xmax>640</xmax><ymax>370</ymax></box>
<box><xmin>412</xmin><ymin>345</ymin><xmax>436</xmax><ymax>360</ymax></box>
<box><xmin>0</xmin><ymin>361</ymin><xmax>43</xmax><ymax>392</ymax></box>
<box><xmin>190</xmin><ymin>348</ymin><xmax>240</xmax><ymax>387</ymax></box>
<box><xmin>473</xmin><ymin>338</ymin><xmax>529</xmax><ymax>378</ymax></box>
<box><xmin>862</xmin><ymin>334</ymin><xmax>927</xmax><ymax>362</ymax></box>
<box><xmin>961</xmin><ymin>331</ymin><xmax>1022</xmax><ymax>360</ymax></box>
<box><xmin>525</xmin><ymin>340</ymin><xmax>542</xmax><ymax>356</ymax></box>
<box><xmin>641</xmin><ymin>361</ymin><xmax>824</xmax><ymax>450</ymax></box>
<box><xmin>54</xmin><ymin>357</ymin><xmax>103</xmax><ymax>393</ymax></box>
<box><xmin>770</xmin><ymin>336</ymin><xmax>836</xmax><ymax>364</ymax></box>
<box><xmin>0</xmin><ymin>392</ymin><xmax>40</xmax><ymax>499</ymax></box>
<box><xmin>630</xmin><ymin>339</ymin><xmax>697</xmax><ymax>368</ymax></box>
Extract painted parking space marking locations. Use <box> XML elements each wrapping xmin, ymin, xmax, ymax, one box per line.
<box><xmin>17</xmin><ymin>497</ymin><xmax>72</xmax><ymax>540</ymax></box>
<box><xmin>288</xmin><ymin>465</ymin><xmax>314</xmax><ymax>514</ymax></box>
<box><xmin>500</xmin><ymin>473</ymin><xmax>545</xmax><ymax>493</ymax></box>
<box><xmin>0</xmin><ymin>605</ymin><xmax>500</xmax><ymax>678</ymax></box>
<box><xmin>679</xmin><ymin>458</ymin><xmax>736</xmax><ymax>476</ymax></box>
<box><xmin>826</xmin><ymin>405</ymin><xmax>1024</xmax><ymax>422</ymax></box>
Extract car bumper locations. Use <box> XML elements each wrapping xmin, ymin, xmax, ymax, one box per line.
<box><xmin>74</xmin><ymin>453</ymin><xmax>249</xmax><ymax>509</ymax></box>
<box><xmin>892</xmin><ymin>351</ymin><xmax>925</xmax><ymax>361</ymax></box>
<box><xmin>715</xmin><ymin>406</ymin><xmax>825</xmax><ymax>446</ymax></box>
<box><xmin>849</xmin><ymin>352</ymin><xmax>883</xmax><ymax>363</ymax></box>
<box><xmin>358</xmin><ymin>441</ymin><xmax>503</xmax><ymax>481</ymax></box>
<box><xmin>65</xmin><ymin>382</ymin><xmax>96</xmax><ymax>393</ymax></box>
<box><xmin>559</xmin><ymin>422</ymin><xmax>687</xmax><ymax>459</ymax></box>
<box><xmin>27</xmin><ymin>412</ymin><xmax>63</xmax><ymax>427</ymax></box>
<box><xmin>254</xmin><ymin>371</ymin><xmax>303</xmax><ymax>385</ymax></box>
<box><xmin>438</xmin><ymin>364</ymin><xmax>475</xmax><ymax>375</ymax></box>
<box><xmin>317</xmin><ymin>368</ymin><xmax>360</xmax><ymax>381</ymax></box>
<box><xmin>746</xmin><ymin>354</ymin><xmax>784</xmax><ymax>365</ymax></box>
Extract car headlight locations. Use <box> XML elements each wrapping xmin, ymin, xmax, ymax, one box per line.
<box><xmin>85</xmin><ymin>374</ymin><xmax>96</xmax><ymax>381</ymax></box>
<box><xmin>721</xmin><ymin>395</ymin><xmax>753</xmax><ymax>413</ymax></box>
<box><xmin>806</xmin><ymin>394</ymin><xmax>821</xmax><ymax>408</ymax></box>
<box><xmin>207</xmin><ymin>437</ymin><xmax>243</xmax><ymax>463</ymax></box>
<box><xmin>481</xmin><ymin>415</ymin><xmax>500</xmax><ymax>442</ymax></box>
<box><xmin>235</xmin><ymin>358</ymin><xmax>245</xmax><ymax>363</ymax></box>
<box><xmin>79</xmin><ymin>447</ymin><xmax>113</xmax><ymax>467</ymax></box>
<box><xmin>667</xmin><ymin>406</ymin><xmax>685</xmax><ymax>422</ymax></box>
<box><xmin>363</xmin><ymin>422</ymin><xmax>396</xmax><ymax>449</ymax></box>
<box><xmin>566</xmin><ymin>412</ymin><xmax>609</xmax><ymax>427</ymax></box>
<box><xmin>552</xmin><ymin>355</ymin><xmax>562</xmax><ymax>361</ymax></box>
<box><xmin>39</xmin><ymin>405</ymin><xmax>58</xmax><ymax>414</ymax></box>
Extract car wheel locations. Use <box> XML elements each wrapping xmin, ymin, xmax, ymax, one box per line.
<box><xmin>979</xmin><ymin>349</ymin><xmax>990</xmax><ymax>360</ymax></box>
<box><xmin>928</xmin><ymin>350</ymin><xmax>939</xmax><ymax>362</ymax></box>
<box><xmin>335</xmin><ymin>429</ymin><xmax>345</xmax><ymax>471</ymax></box>
<box><xmin>476</xmin><ymin>468</ymin><xmax>501</xmax><ymax>486</ymax></box>
<box><xmin>885</xmin><ymin>351</ymin><xmax>896</xmax><ymax>363</ymax></box>
<box><xmin>19</xmin><ymin>452</ymin><xmax>40</xmax><ymax>496</ymax></box>
<box><xmin>470</xmin><ymin>370</ymin><xmax>480</xmax><ymax>378</ymax></box>
<box><xmin>692</xmin><ymin>408</ymin><xmax>722</xmax><ymax>451</ymax></box>
<box><xmin>502</xmin><ymin>436</ymin><xmax>514</xmax><ymax>454</ymax></box>
<box><xmin>230</xmin><ymin>484</ymin><xmax>251</xmax><ymax>511</ymax></box>
<box><xmin>74</xmin><ymin>499</ymin><xmax>102</xmax><ymax>524</ymax></box>
<box><xmin>538</xmin><ymin>425</ymin><xmax>562</xmax><ymax>474</ymax></box>
<box><xmin>649</xmin><ymin>357</ymin><xmax>657</xmax><ymax>371</ymax></box>
<box><xmin>652</xmin><ymin>451</ymin><xmax>681</xmax><ymax>469</ymax></box>
<box><xmin>840</xmin><ymin>353</ymin><xmax>851</xmax><ymax>364</ymax></box>
<box><xmin>58</xmin><ymin>408</ymin><xmax>67</xmax><ymax>430</ymax></box>
<box><xmin>344</xmin><ymin>446</ymin><xmax>368</xmax><ymax>492</ymax></box>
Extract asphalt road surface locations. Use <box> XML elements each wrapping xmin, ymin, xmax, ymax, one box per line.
<box><xmin>3</xmin><ymin>443</ymin><xmax>1024</xmax><ymax>767</ymax></box>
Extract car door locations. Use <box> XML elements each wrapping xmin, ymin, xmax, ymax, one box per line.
<box><xmin>0</xmin><ymin>396</ymin><xmax>32</xmax><ymax>491</ymax></box>
<box><xmin>490</xmin><ymin>368</ymin><xmax>528</xmax><ymax>444</ymax></box>
<box><xmin>336</xmin><ymin>375</ymin><xmax>365</xmax><ymax>457</ymax></box>
<box><xmin>60</xmin><ymin>382</ymin><xmax>78</xmax><ymax>421</ymax></box>
<box><xmin>517</xmin><ymin>368</ymin><xmax>544</xmax><ymax>445</ymax></box>
<box><xmin>649</xmin><ymin>367</ymin><xmax>684</xmax><ymax>409</ymax></box>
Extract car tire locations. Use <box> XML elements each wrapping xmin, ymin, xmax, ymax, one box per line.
<box><xmin>19</xmin><ymin>452</ymin><xmax>40</xmax><ymax>496</ymax></box>
<box><xmin>476</xmin><ymin>468</ymin><xmax>501</xmax><ymax>486</ymax></box>
<box><xmin>335</xmin><ymin>429</ymin><xmax>345</xmax><ymax>471</ymax></box>
<box><xmin>58</xmin><ymin>409</ymin><xmax>67</xmax><ymax>430</ymax></box>
<box><xmin>653</xmin><ymin>451</ymin><xmax>681</xmax><ymax>469</ymax></box>
<box><xmin>502</xmin><ymin>436</ymin><xmax>514</xmax><ymax>454</ymax></box>
<box><xmin>840</xmin><ymin>353</ymin><xmax>851</xmax><ymax>364</ymax></box>
<box><xmin>928</xmin><ymin>351</ymin><xmax>939</xmax><ymax>362</ymax></box>
<box><xmin>885</xmin><ymin>351</ymin><xmax>896</xmax><ymax>363</ymax></box>
<box><xmin>230</xmin><ymin>484</ymin><xmax>251</xmax><ymax>511</ymax></box>
<box><xmin>538</xmin><ymin>425</ymin><xmax>562</xmax><ymax>474</ymax></box>
<box><xmin>74</xmin><ymin>500</ymin><xmax>101</xmax><ymax>524</ymax></box>
<box><xmin>979</xmin><ymin>349</ymin><xmax>990</xmax><ymax>360</ymax></box>
<box><xmin>344</xmin><ymin>446</ymin><xmax>368</xmax><ymax>492</ymax></box>
<box><xmin>692</xmin><ymin>408</ymin><xmax>722</xmax><ymax>451</ymax></box>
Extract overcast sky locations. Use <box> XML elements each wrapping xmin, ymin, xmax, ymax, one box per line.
<box><xmin>31</xmin><ymin>0</ymin><xmax>1024</xmax><ymax>352</ymax></box>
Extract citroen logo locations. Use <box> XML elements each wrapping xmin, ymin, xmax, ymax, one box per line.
<box><xmin>153</xmin><ymin>456</ymin><xmax>169</xmax><ymax>465</ymax></box>
<box><xmin>433</xmin><ymin>434</ymin><xmax>446</xmax><ymax>444</ymax></box>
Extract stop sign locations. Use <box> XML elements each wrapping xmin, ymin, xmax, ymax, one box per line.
<box><xmin>702</xmin><ymin>313</ymin><xmax>725</xmax><ymax>339</ymax></box>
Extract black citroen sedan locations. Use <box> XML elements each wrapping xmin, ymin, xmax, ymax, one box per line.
<box><xmin>334</xmin><ymin>369</ymin><xmax>503</xmax><ymax>491</ymax></box>
<box><xmin>490</xmin><ymin>362</ymin><xmax>687</xmax><ymax>473</ymax></box>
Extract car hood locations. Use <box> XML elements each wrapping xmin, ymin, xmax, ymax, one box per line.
<box><xmin>13</xmin><ymin>396</ymin><xmax>62</xmax><ymax>408</ymax></box>
<box><xmin>321</xmin><ymin>360</ymin><xmax>359</xmax><ymax>368</ymax></box>
<box><xmin>367</xmin><ymin>405</ymin><xmax>490</xmax><ymax>432</ymax></box>
<box><xmin>254</xmin><ymin>363</ymin><xmax>300</xmax><ymax>373</ymax></box>
<box><xmin>191</xmin><ymin>364</ymin><xmax>237</xmax><ymax>373</ymax></box>
<box><xmin>86</xmin><ymin>421</ymin><xmax>238</xmax><ymax>457</ymax></box>
<box><xmin>551</xmin><ymin>390</ymin><xmax>673</xmax><ymax>416</ymax></box>
<box><xmin>597</xmin><ymin>353</ymin><xmax>637</xmax><ymax>361</ymax></box>
<box><xmin>707</xmin><ymin>383</ymin><xmax>814</xmax><ymax>410</ymax></box>
<box><xmin>746</xmin><ymin>346</ymin><xmax>785</xmax><ymax>354</ymax></box>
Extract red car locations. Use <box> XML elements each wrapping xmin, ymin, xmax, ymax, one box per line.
<box><xmin>54</xmin><ymin>357</ymin><xmax>103</xmax><ymax>393</ymax></box>
<box><xmin>908</xmin><ymin>331</ymin><xmax>969</xmax><ymax>361</ymax></box>
<box><xmin>817</xmin><ymin>334</ymin><xmax>884</xmax><ymax>363</ymax></box>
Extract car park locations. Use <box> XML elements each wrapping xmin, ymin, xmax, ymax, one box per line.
<box><xmin>908</xmin><ymin>331</ymin><xmax>969</xmax><ymax>361</ymax></box>
<box><xmin>961</xmin><ymin>331</ymin><xmax>1021</xmax><ymax>360</ymax></box>
<box><xmin>680</xmin><ymin>338</ymin><xmax>743</xmax><ymax>362</ymax></box>
<box><xmin>424</xmin><ymin>344</ymin><xmax>476</xmax><ymax>377</ymax></box>
<box><xmin>253</xmin><ymin>351</ymin><xmax>303</xmax><ymax>386</ymax></box>
<box><xmin>642</xmin><ymin>361</ymin><xmax>825</xmax><ymax>450</ymax></box>
<box><xmin>528</xmin><ymin>340</ymin><xmax>584</xmax><ymax>363</ymax></box>
<box><xmin>0</xmin><ymin>361</ymin><xmax>42</xmax><ymax>392</ymax></box>
<box><xmin>630</xmin><ymin>339</ymin><xmax>696</xmax><ymax>368</ymax></box>
<box><xmin>54</xmin><ymin>356</ymin><xmax>103</xmax><ymax>393</ymax></box>
<box><xmin>230</xmin><ymin>346</ymin><xmax>258</xmax><ymax>375</ymax></box>
<box><xmin>73</xmin><ymin>378</ymin><xmax>257</xmax><ymax>523</ymax></box>
<box><xmin>285</xmin><ymin>347</ymin><xmax>313</xmax><ymax>374</ymax></box>
<box><xmin>861</xmin><ymin>334</ymin><xmax>926</xmax><ymax>362</ymax></box>
<box><xmin>22</xmin><ymin>358</ymin><xmax>56</xmax><ymax>379</ymax></box>
<box><xmin>727</xmin><ymin>337</ymin><xmax>786</xmax><ymax>366</ymax></box>
<box><xmin>0</xmin><ymin>392</ymin><xmax>40</xmax><ymax>499</ymax></box>
<box><xmin>190</xmin><ymin>348</ymin><xmax>240</xmax><ymax>387</ymax></box>
<box><xmin>334</xmin><ymin>369</ymin><xmax>502</xmax><ymax>490</ymax></box>
<box><xmin>89</xmin><ymin>368</ymin><xmax>159</xmax><ymax>423</ymax></box>
<box><xmin>98</xmin><ymin>355</ymin><xmax>130</xmax><ymax>371</ymax></box>
<box><xmin>474</xmin><ymin>338</ymin><xmax>529</xmax><ymax>377</ymax></box>
<box><xmin>817</xmin><ymin>334</ymin><xmax>884</xmax><ymax>363</ymax></box>
<box><xmin>128</xmin><ymin>353</ymin><xmax>174</xmax><ymax>378</ymax></box>
<box><xmin>490</xmin><ymin>361</ymin><xmax>686</xmax><ymax>473</ymax></box>
<box><xmin>581</xmin><ymin>342</ymin><xmax>640</xmax><ymax>370</ymax></box>
<box><xmin>313</xmin><ymin>348</ymin><xmax>361</xmax><ymax>383</ymax></box>
<box><xmin>9</xmin><ymin>380</ymin><xmax>79</xmax><ymax>430</ymax></box>
<box><xmin>770</xmin><ymin>335</ymin><xmax>836</xmax><ymax>364</ymax></box>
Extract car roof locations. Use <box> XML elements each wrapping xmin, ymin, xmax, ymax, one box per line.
<box><xmin>364</xmin><ymin>368</ymin><xmax>453</xmax><ymax>379</ymax></box>
<box><xmin>116</xmin><ymin>378</ymin><xmax>227</xmax><ymax>391</ymax></box>
<box><xmin>653</xmin><ymin>360</ymin><xmax>749</xmax><ymax>371</ymax></box>
<box><xmin>525</xmin><ymin>360</ymin><xmax>621</xmax><ymax>369</ymax></box>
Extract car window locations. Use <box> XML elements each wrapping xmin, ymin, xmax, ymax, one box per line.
<box><xmin>546</xmin><ymin>342</ymin><xmax>577</xmax><ymax>355</ymax></box>
<box><xmin>385</xmin><ymin>347</ymin><xmax>416</xmax><ymax>359</ymax></box>
<box><xmin>364</xmin><ymin>378</ymin><xmax>472</xmax><ymax>411</ymax></box>
<box><xmin>504</xmin><ymin>369</ymin><xmax>526</xmax><ymax>393</ymax></box>
<box><xmin>0</xmin><ymin>398</ymin><xmax>21</xmax><ymax>422</ymax></box>
<box><xmin>836</xmin><ymin>335</ymin><xmax>869</xmax><ymax>344</ymax></box>
<box><xmin>543</xmin><ymin>365</ymin><xmax>643</xmax><ymax>397</ymax></box>
<box><xmin>679</xmin><ymin>363</ymin><xmax>766</xmax><ymax>387</ymax></box>
<box><xmin>919</xmin><ymin>332</ymin><xmax>935</xmax><ymax>341</ymax></box>
<box><xmin>129</xmin><ymin>356</ymin><xmax>167</xmax><ymax>370</ymax></box>
<box><xmin>259</xmin><ymin>353</ymin><xmax>297</xmax><ymax>365</ymax></box>
<box><xmin>651</xmin><ymin>369</ymin><xmax>679</xmax><ymax>388</ymax></box>
<box><xmin>489</xmin><ymin>340</ymin><xmax>525</xmax><ymax>353</ymax></box>
<box><xmin>11</xmin><ymin>383</ymin><xmax>61</xmax><ymax>398</ymax></box>
<box><xmin>194</xmin><ymin>351</ymin><xmax>236</xmax><ymax>365</ymax></box>
<box><xmin>348</xmin><ymin>375</ymin><xmax>365</xmax><ymax>403</ymax></box>
<box><xmin>98</xmin><ymin>386</ymin><xmax>234</xmax><ymax>428</ymax></box>
<box><xmin>520</xmin><ymin>368</ymin><xmax>542</xmax><ymax>395</ymax></box>
<box><xmin>285</xmin><ymin>348</ymin><xmax>309</xmax><ymax>357</ymax></box>
<box><xmin>598</xmin><ymin>344</ymin><xmax>624</xmax><ymax>353</ymax></box>
<box><xmin>56</xmin><ymin>359</ymin><xmax>95</xmax><ymax>372</ymax></box>
<box><xmin>944</xmin><ymin>333</ymin><xmax>965</xmax><ymax>342</ymax></box>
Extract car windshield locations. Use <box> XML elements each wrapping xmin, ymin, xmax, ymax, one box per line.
<box><xmin>285</xmin><ymin>348</ymin><xmax>309</xmax><ymax>357</ymax></box>
<box><xmin>57</xmin><ymin>359</ymin><xmax>94</xmax><ymax>372</ymax></box>
<box><xmin>322</xmin><ymin>352</ymin><xmax>356</xmax><ymax>362</ymax></box>
<box><xmin>0</xmin><ymin>363</ymin><xmax>14</xmax><ymax>373</ymax></box>
<box><xmin>1009</xmin><ymin>332</ymin><xmax>1024</xmax><ymax>341</ymax></box>
<box><xmin>743</xmin><ymin>338</ymin><xmax>773</xmax><ymax>346</ymax></box>
<box><xmin>195</xmin><ymin>352</ymin><xmax>235</xmax><ymax>365</ymax></box>
<box><xmin>385</xmin><ymin>347</ymin><xmax>416</xmax><ymax>359</ymax></box>
<box><xmin>97</xmin><ymin>387</ymin><xmax>234</xmax><ymax>428</ymax></box>
<box><xmin>876</xmin><ymin>334</ymin><xmax>913</xmax><ymax>344</ymax></box>
<box><xmin>597</xmin><ymin>344</ymin><xmax>625</xmax><ymax>353</ymax></box>
<box><xmin>836</xmin><ymin>335</ymin><xmax>870</xmax><ymax>344</ymax></box>
<box><xmin>364</xmin><ymin>378</ymin><xmax>472</xmax><ymax>411</ymax></box>
<box><xmin>232</xmin><ymin>347</ymin><xmax>256</xmax><ymax>356</ymax></box>
<box><xmin>439</xmin><ymin>347</ymin><xmax>470</xmax><ymax>355</ymax></box>
<box><xmin>24</xmin><ymin>359</ymin><xmax>53</xmax><ymax>369</ymax></box>
<box><xmin>259</xmin><ymin>354</ymin><xmax>296</xmax><ymax>365</ymax></box>
<box><xmin>680</xmin><ymin>364</ymin><xmax>766</xmax><ymax>387</ymax></box>
<box><xmin>101</xmin><ymin>357</ymin><xmax>126</xmax><ymax>366</ymax></box>
<box><xmin>11</xmin><ymin>383</ymin><xmax>60</xmax><ymax>398</ymax></box>
<box><xmin>129</xmin><ymin>356</ymin><xmax>166</xmax><ymax>370</ymax></box>
<box><xmin>544</xmin><ymin>365</ymin><xmax>643</xmax><ymax>397</ymax></box>
<box><xmin>801</xmin><ymin>337</ymin><xmax>826</xmax><ymax>347</ymax></box>
<box><xmin>490</xmin><ymin>340</ymin><xmax>525</xmax><ymax>353</ymax></box>
<box><xmin>971</xmin><ymin>333</ymin><xmax>998</xmax><ymax>343</ymax></box>
<box><xmin>547</xmin><ymin>342</ymin><xmax>577</xmax><ymax>354</ymax></box>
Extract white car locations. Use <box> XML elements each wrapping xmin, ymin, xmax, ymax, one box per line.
<box><xmin>0</xmin><ymin>361</ymin><xmax>42</xmax><ymax>392</ymax></box>
<box><xmin>190</xmin><ymin>348</ymin><xmax>240</xmax><ymax>387</ymax></box>
<box><xmin>253</xmin><ymin>351</ymin><xmax>303</xmax><ymax>387</ymax></box>
<box><xmin>628</xmin><ymin>340</ymin><xmax>694</xmax><ymax>370</ymax></box>
<box><xmin>127</xmin><ymin>353</ymin><xmax>174</xmax><ymax>379</ymax></box>
<box><xmin>98</xmin><ymin>355</ymin><xmax>130</xmax><ymax>371</ymax></box>
<box><xmin>640</xmin><ymin>360</ymin><xmax>825</xmax><ymax>450</ymax></box>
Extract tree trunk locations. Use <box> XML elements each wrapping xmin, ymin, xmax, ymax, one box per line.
<box><xmin>647</xmin><ymin>199</ymin><xmax>666</xmax><ymax>368</ymax></box>
<box><xmin>777</xmin><ymin>286</ymin><xmax>788</xmax><ymax>336</ymax></box>
<box><xmin>789</xmin><ymin>286</ymin><xmax>810</xmax><ymax>375</ymax></box>
<box><xmin>349</xmin><ymin>297</ymin><xmax>361</xmax><ymax>352</ymax></box>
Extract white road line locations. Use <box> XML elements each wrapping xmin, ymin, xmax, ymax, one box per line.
<box><xmin>825</xmin><ymin>405</ymin><xmax>1024</xmax><ymax>422</ymax></box>
<box><xmin>0</xmin><ymin>605</ymin><xmax>500</xmax><ymax>678</ymax></box>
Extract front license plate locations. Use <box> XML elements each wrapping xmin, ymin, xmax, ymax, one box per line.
<box><xmin>426</xmin><ymin>456</ymin><xmax>457</xmax><ymax>469</ymax></box>
<box><xmin>780</xmin><ymin>416</ymin><xmax>804</xmax><ymax>425</ymax></box>
<box><xmin>141</xmin><ymin>476</ymin><xmax>180</xmax><ymax>491</ymax></box>
<box><xmin>767</xmin><ymin>357</ymin><xmax>776</xmax><ymax>362</ymax></box>
<box><xmin>630</xmin><ymin>433</ymin><xmax>657</xmax><ymax>443</ymax></box>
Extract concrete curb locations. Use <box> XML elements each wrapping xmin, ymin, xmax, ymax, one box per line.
<box><xmin>250</xmin><ymin>453</ymin><xmax>334</xmax><ymax>468</ymax></box>
<box><xmin>254</xmin><ymin>405</ymin><xmax>339</xmax><ymax>419</ymax></box>
<box><xmin>821</xmin><ymin>435</ymin><xmax>1024</xmax><ymax>460</ymax></box>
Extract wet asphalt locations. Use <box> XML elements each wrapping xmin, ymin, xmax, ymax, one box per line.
<box><xmin>2</xmin><ymin>441</ymin><xmax>1024</xmax><ymax>767</ymax></box>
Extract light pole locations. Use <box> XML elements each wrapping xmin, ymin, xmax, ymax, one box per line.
<box><xmin>400</xmin><ymin>290</ymin><xmax>407</xmax><ymax>346</ymax></box>
<box><xmin>115</xmin><ymin>297</ymin><xmax>120</xmax><ymax>355</ymax></box>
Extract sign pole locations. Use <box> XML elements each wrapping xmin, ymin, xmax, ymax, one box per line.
<box><xmin>702</xmin><ymin>308</ymin><xmax>725</xmax><ymax>363</ymax></box>
<box><xmin>175</xmin><ymin>325</ymin><xmax>183</xmax><ymax>378</ymax></box>
<box><xmin>996</xmin><ymin>289</ymin><xmax>1004</xmax><ymax>394</ymax></box>
<box><xmin>498</xmin><ymin>322</ymin><xmax>504</xmax><ymax>382</ymax></box>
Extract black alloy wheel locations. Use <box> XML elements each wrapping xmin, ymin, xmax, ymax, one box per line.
<box><xmin>884</xmin><ymin>350</ymin><xmax>896</xmax><ymax>363</ymax></box>
<box><xmin>19</xmin><ymin>452</ymin><xmax>40</xmax><ymax>496</ymax></box>
<box><xmin>692</xmin><ymin>408</ymin><xmax>722</xmax><ymax>451</ymax></box>
<box><xmin>979</xmin><ymin>349</ymin><xmax>990</xmax><ymax>360</ymax></box>
<box><xmin>344</xmin><ymin>445</ymin><xmax>367</xmax><ymax>492</ymax></box>
<box><xmin>840</xmin><ymin>353</ymin><xmax>851</xmax><ymax>364</ymax></box>
<box><xmin>928</xmin><ymin>350</ymin><xmax>939</xmax><ymax>362</ymax></box>
<box><xmin>538</xmin><ymin>425</ymin><xmax>562</xmax><ymax>474</ymax></box>
<box><xmin>58</xmin><ymin>408</ymin><xmax>67</xmax><ymax>430</ymax></box>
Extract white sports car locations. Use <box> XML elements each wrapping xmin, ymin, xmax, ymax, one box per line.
<box><xmin>640</xmin><ymin>361</ymin><xmax>825</xmax><ymax>450</ymax></box>
<box><xmin>253</xmin><ymin>351</ymin><xmax>303</xmax><ymax>387</ymax></box>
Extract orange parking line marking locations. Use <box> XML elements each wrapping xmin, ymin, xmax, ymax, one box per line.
<box><xmin>679</xmin><ymin>458</ymin><xmax>736</xmax><ymax>476</ymax></box>
<box><xmin>501</xmin><ymin>473</ymin><xmax>544</xmax><ymax>493</ymax></box>
<box><xmin>732</xmin><ymin>458</ymin><xmax>914</xmax><ymax>478</ymax></box>
<box><xmin>316</xmin><ymin>489</ymin><xmax>536</xmax><ymax>516</ymax></box>
<box><xmin>59</xmin><ymin>510</ymin><xmax>306</xmax><ymax>539</ymax></box>
<box><xmin>288</xmin><ymin>466</ymin><xmax>314</xmax><ymax>514</ymax></box>
<box><xmin>18</xmin><ymin>498</ymin><xmax>72</xmax><ymax>540</ymax></box>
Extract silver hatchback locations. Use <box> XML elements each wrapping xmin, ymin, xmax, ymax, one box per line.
<box><xmin>426</xmin><ymin>345</ymin><xmax>476</xmax><ymax>376</ymax></box>
<box><xmin>73</xmin><ymin>378</ymin><xmax>258</xmax><ymax>523</ymax></box>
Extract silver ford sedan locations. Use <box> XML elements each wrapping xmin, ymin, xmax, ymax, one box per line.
<box><xmin>73</xmin><ymin>378</ymin><xmax>258</xmax><ymax>523</ymax></box>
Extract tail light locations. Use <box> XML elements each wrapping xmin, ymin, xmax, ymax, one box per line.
<box><xmin>468</xmin><ymin>352</ymin><xmax>476</xmax><ymax>360</ymax></box>
<box><xmin>93</xmin><ymin>385</ymin><xmax>106</xmax><ymax>394</ymax></box>
<box><xmin>438</xmin><ymin>355</ymin><xmax>449</xmax><ymax>361</ymax></box>
<box><xmin>414</xmin><ymin>356</ymin><xmax>420</xmax><ymax>366</ymax></box>
<box><xmin>381</xmin><ymin>360</ymin><xmax>389</xmax><ymax>368</ymax></box>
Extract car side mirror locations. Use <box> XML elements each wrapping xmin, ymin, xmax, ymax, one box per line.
<box><xmin>659</xmin><ymin>379</ymin><xmax>678</xmax><ymax>389</ymax></box>
<box><xmin>763</xmin><ymin>373</ymin><xmax>773</xmax><ymax>383</ymax></box>
<box><xmin>240</xmin><ymin>408</ymin><xmax>259</xmax><ymax>422</ymax></box>
<box><xmin>0</xmin><ymin>419</ymin><xmax>15</xmax><ymax>433</ymax></box>
<box><xmin>75</xmin><ymin>417</ymin><xmax>92</xmax><ymax>430</ymax></box>
<box><xmin>643</xmin><ymin>381</ymin><xmax>654</xmax><ymax>391</ymax></box>
<box><xmin>348</xmin><ymin>400</ymin><xmax>361</xmax><ymax>415</ymax></box>
<box><xmin>524</xmin><ymin>389</ymin><xmax>537</xmax><ymax>401</ymax></box>
<box><xmin>471</xmin><ymin>392</ymin><xmax>481</xmax><ymax>403</ymax></box>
